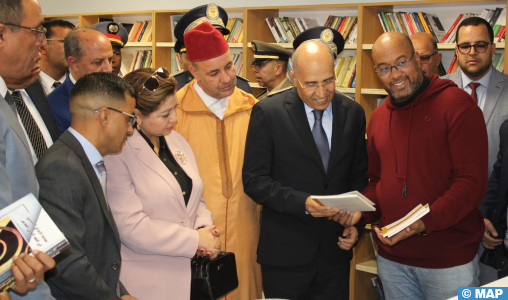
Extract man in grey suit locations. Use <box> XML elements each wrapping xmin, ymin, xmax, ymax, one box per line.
<box><xmin>0</xmin><ymin>0</ymin><xmax>59</xmax><ymax>299</ymax></box>
<box><xmin>36</xmin><ymin>72</ymin><xmax>138</xmax><ymax>300</ymax></box>
<box><xmin>442</xmin><ymin>16</ymin><xmax>508</xmax><ymax>285</ymax></box>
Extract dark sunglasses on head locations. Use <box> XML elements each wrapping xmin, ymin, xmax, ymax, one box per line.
<box><xmin>142</xmin><ymin>67</ymin><xmax>170</xmax><ymax>92</ymax></box>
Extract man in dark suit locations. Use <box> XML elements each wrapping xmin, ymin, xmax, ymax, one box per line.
<box><xmin>36</xmin><ymin>72</ymin><xmax>138</xmax><ymax>300</ymax></box>
<box><xmin>242</xmin><ymin>29</ymin><xmax>368</xmax><ymax>299</ymax></box>
<box><xmin>47</xmin><ymin>28</ymin><xmax>113</xmax><ymax>135</ymax></box>
<box><xmin>0</xmin><ymin>0</ymin><xmax>59</xmax><ymax>298</ymax></box>
<box><xmin>479</xmin><ymin>119</ymin><xmax>508</xmax><ymax>278</ymax></box>
<box><xmin>25</xmin><ymin>80</ymin><xmax>59</xmax><ymax>141</ymax></box>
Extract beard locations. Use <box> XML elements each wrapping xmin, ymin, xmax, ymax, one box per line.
<box><xmin>386</xmin><ymin>71</ymin><xmax>424</xmax><ymax>102</ymax></box>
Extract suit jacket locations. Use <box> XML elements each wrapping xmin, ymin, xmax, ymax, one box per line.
<box><xmin>46</xmin><ymin>77</ymin><xmax>74</xmax><ymax>135</ymax></box>
<box><xmin>104</xmin><ymin>129</ymin><xmax>212</xmax><ymax>300</ymax></box>
<box><xmin>36</xmin><ymin>131</ymin><xmax>127</xmax><ymax>300</ymax></box>
<box><xmin>242</xmin><ymin>87</ymin><xmax>368</xmax><ymax>267</ymax></box>
<box><xmin>480</xmin><ymin>119</ymin><xmax>508</xmax><ymax>269</ymax></box>
<box><xmin>0</xmin><ymin>91</ymin><xmax>54</xmax><ymax>299</ymax></box>
<box><xmin>173</xmin><ymin>70</ymin><xmax>253</xmax><ymax>94</ymax></box>
<box><xmin>26</xmin><ymin>80</ymin><xmax>59</xmax><ymax>142</ymax></box>
<box><xmin>442</xmin><ymin>68</ymin><xmax>508</xmax><ymax>176</ymax></box>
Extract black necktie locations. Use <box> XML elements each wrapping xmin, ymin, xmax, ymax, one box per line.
<box><xmin>53</xmin><ymin>81</ymin><xmax>61</xmax><ymax>88</ymax></box>
<box><xmin>11</xmin><ymin>91</ymin><xmax>47</xmax><ymax>158</ymax></box>
<box><xmin>312</xmin><ymin>109</ymin><xmax>330</xmax><ymax>172</ymax></box>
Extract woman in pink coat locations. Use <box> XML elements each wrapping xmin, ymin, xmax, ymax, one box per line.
<box><xmin>104</xmin><ymin>68</ymin><xmax>220</xmax><ymax>300</ymax></box>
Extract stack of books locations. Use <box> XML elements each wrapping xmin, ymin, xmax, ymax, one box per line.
<box><xmin>128</xmin><ymin>50</ymin><xmax>152</xmax><ymax>72</ymax></box>
<box><xmin>265</xmin><ymin>17</ymin><xmax>319</xmax><ymax>43</ymax></box>
<box><xmin>441</xmin><ymin>8</ymin><xmax>505</xmax><ymax>43</ymax></box>
<box><xmin>232</xmin><ymin>53</ymin><xmax>243</xmax><ymax>76</ymax></box>
<box><xmin>324</xmin><ymin>16</ymin><xmax>358</xmax><ymax>44</ymax></box>
<box><xmin>494</xmin><ymin>52</ymin><xmax>505</xmax><ymax>72</ymax></box>
<box><xmin>127</xmin><ymin>20</ymin><xmax>153</xmax><ymax>43</ymax></box>
<box><xmin>224</xmin><ymin>18</ymin><xmax>244</xmax><ymax>43</ymax></box>
<box><xmin>335</xmin><ymin>54</ymin><xmax>356</xmax><ymax>89</ymax></box>
<box><xmin>377</xmin><ymin>12</ymin><xmax>446</xmax><ymax>42</ymax></box>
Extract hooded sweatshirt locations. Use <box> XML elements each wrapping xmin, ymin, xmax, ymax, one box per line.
<box><xmin>362</xmin><ymin>74</ymin><xmax>488</xmax><ymax>268</ymax></box>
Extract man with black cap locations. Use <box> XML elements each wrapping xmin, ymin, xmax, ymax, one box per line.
<box><xmin>174</xmin><ymin>39</ymin><xmax>190</xmax><ymax>72</ymax></box>
<box><xmin>243</xmin><ymin>26</ymin><xmax>367</xmax><ymax>299</ymax></box>
<box><xmin>174</xmin><ymin>21</ymin><xmax>261</xmax><ymax>300</ymax></box>
<box><xmin>91</xmin><ymin>21</ymin><xmax>128</xmax><ymax>76</ymax></box>
<box><xmin>172</xmin><ymin>3</ymin><xmax>252</xmax><ymax>94</ymax></box>
<box><xmin>250</xmin><ymin>40</ymin><xmax>292</xmax><ymax>100</ymax></box>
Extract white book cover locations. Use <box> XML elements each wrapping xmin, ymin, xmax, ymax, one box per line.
<box><xmin>311</xmin><ymin>191</ymin><xmax>376</xmax><ymax>212</ymax></box>
<box><xmin>381</xmin><ymin>203</ymin><xmax>429</xmax><ymax>238</ymax></box>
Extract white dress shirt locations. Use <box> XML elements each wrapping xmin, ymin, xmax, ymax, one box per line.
<box><xmin>39</xmin><ymin>70</ymin><xmax>66</xmax><ymax>95</ymax></box>
<box><xmin>68</xmin><ymin>127</ymin><xmax>104</xmax><ymax>185</ymax></box>
<box><xmin>193</xmin><ymin>80</ymin><xmax>230</xmax><ymax>120</ymax></box>
<box><xmin>460</xmin><ymin>67</ymin><xmax>492</xmax><ymax>111</ymax></box>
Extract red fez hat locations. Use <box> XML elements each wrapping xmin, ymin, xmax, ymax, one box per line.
<box><xmin>184</xmin><ymin>22</ymin><xmax>229</xmax><ymax>62</ymax></box>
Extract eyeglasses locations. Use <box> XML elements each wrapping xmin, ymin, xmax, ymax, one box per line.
<box><xmin>46</xmin><ymin>38</ymin><xmax>64</xmax><ymax>43</ymax></box>
<box><xmin>93</xmin><ymin>107</ymin><xmax>137</xmax><ymax>126</ymax></box>
<box><xmin>253</xmin><ymin>60</ymin><xmax>271</xmax><ymax>68</ymax></box>
<box><xmin>457</xmin><ymin>41</ymin><xmax>492</xmax><ymax>55</ymax></box>
<box><xmin>142</xmin><ymin>67</ymin><xmax>170</xmax><ymax>92</ymax></box>
<box><xmin>296</xmin><ymin>77</ymin><xmax>337</xmax><ymax>92</ymax></box>
<box><xmin>3</xmin><ymin>23</ymin><xmax>46</xmax><ymax>44</ymax></box>
<box><xmin>419</xmin><ymin>52</ymin><xmax>438</xmax><ymax>64</ymax></box>
<box><xmin>374</xmin><ymin>52</ymin><xmax>415</xmax><ymax>78</ymax></box>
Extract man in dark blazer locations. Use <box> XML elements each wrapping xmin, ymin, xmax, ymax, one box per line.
<box><xmin>36</xmin><ymin>73</ymin><xmax>138</xmax><ymax>300</ymax></box>
<box><xmin>242</xmin><ymin>37</ymin><xmax>368</xmax><ymax>299</ymax></box>
<box><xmin>479</xmin><ymin>119</ymin><xmax>508</xmax><ymax>278</ymax></box>
<box><xmin>25</xmin><ymin>80</ymin><xmax>59</xmax><ymax>141</ymax></box>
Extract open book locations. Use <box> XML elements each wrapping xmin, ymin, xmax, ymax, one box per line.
<box><xmin>311</xmin><ymin>191</ymin><xmax>376</xmax><ymax>212</ymax></box>
<box><xmin>381</xmin><ymin>203</ymin><xmax>429</xmax><ymax>238</ymax></box>
<box><xmin>0</xmin><ymin>193</ymin><xmax>70</xmax><ymax>291</ymax></box>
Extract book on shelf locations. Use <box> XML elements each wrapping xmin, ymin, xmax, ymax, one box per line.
<box><xmin>378</xmin><ymin>11</ymin><xmax>448</xmax><ymax>43</ymax></box>
<box><xmin>232</xmin><ymin>52</ymin><xmax>243</xmax><ymax>76</ymax></box>
<box><xmin>371</xmin><ymin>276</ymin><xmax>385</xmax><ymax>300</ymax></box>
<box><xmin>127</xmin><ymin>21</ymin><xmax>152</xmax><ymax>43</ymax></box>
<box><xmin>494</xmin><ymin>52</ymin><xmax>505</xmax><ymax>72</ymax></box>
<box><xmin>333</xmin><ymin>54</ymin><xmax>357</xmax><ymax>89</ymax></box>
<box><xmin>224</xmin><ymin>18</ymin><xmax>244</xmax><ymax>43</ymax></box>
<box><xmin>446</xmin><ymin>54</ymin><xmax>458</xmax><ymax>74</ymax></box>
<box><xmin>265</xmin><ymin>17</ymin><xmax>319</xmax><ymax>43</ymax></box>
<box><xmin>129</xmin><ymin>50</ymin><xmax>152</xmax><ymax>72</ymax></box>
<box><xmin>0</xmin><ymin>193</ymin><xmax>70</xmax><ymax>292</ymax></box>
<box><xmin>171</xmin><ymin>15</ymin><xmax>183</xmax><ymax>41</ymax></box>
<box><xmin>440</xmin><ymin>9</ymin><xmax>505</xmax><ymax>43</ymax></box>
<box><xmin>324</xmin><ymin>15</ymin><xmax>358</xmax><ymax>44</ymax></box>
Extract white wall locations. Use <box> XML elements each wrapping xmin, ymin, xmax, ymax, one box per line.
<box><xmin>39</xmin><ymin>0</ymin><xmax>418</xmax><ymax>16</ymax></box>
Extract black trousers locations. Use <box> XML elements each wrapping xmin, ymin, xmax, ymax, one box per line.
<box><xmin>261</xmin><ymin>244</ymin><xmax>350</xmax><ymax>300</ymax></box>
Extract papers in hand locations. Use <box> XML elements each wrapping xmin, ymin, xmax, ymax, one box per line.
<box><xmin>0</xmin><ymin>193</ymin><xmax>70</xmax><ymax>291</ymax></box>
<box><xmin>381</xmin><ymin>204</ymin><xmax>430</xmax><ymax>238</ymax></box>
<box><xmin>311</xmin><ymin>191</ymin><xmax>376</xmax><ymax>212</ymax></box>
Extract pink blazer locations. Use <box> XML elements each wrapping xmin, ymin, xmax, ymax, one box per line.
<box><xmin>104</xmin><ymin>129</ymin><xmax>212</xmax><ymax>300</ymax></box>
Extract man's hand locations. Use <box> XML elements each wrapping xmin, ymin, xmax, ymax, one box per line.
<box><xmin>305</xmin><ymin>197</ymin><xmax>339</xmax><ymax>218</ymax></box>
<box><xmin>121</xmin><ymin>296</ymin><xmax>139</xmax><ymax>300</ymax></box>
<box><xmin>338</xmin><ymin>226</ymin><xmax>359</xmax><ymax>250</ymax></box>
<box><xmin>10</xmin><ymin>250</ymin><xmax>55</xmax><ymax>294</ymax></box>
<box><xmin>330</xmin><ymin>211</ymin><xmax>363</xmax><ymax>227</ymax></box>
<box><xmin>483</xmin><ymin>219</ymin><xmax>503</xmax><ymax>249</ymax></box>
<box><xmin>374</xmin><ymin>219</ymin><xmax>426</xmax><ymax>247</ymax></box>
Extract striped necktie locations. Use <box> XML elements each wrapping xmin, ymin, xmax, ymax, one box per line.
<box><xmin>312</xmin><ymin>109</ymin><xmax>330</xmax><ymax>172</ymax></box>
<box><xmin>11</xmin><ymin>91</ymin><xmax>47</xmax><ymax>158</ymax></box>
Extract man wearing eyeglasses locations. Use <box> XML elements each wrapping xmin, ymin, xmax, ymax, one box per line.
<box><xmin>442</xmin><ymin>17</ymin><xmax>508</xmax><ymax>285</ymax></box>
<box><xmin>47</xmin><ymin>28</ymin><xmax>113</xmax><ymax>135</ymax></box>
<box><xmin>39</xmin><ymin>20</ymin><xmax>75</xmax><ymax>95</ymax></box>
<box><xmin>410</xmin><ymin>32</ymin><xmax>443</xmax><ymax>76</ymax></box>
<box><xmin>36</xmin><ymin>72</ymin><xmax>138</xmax><ymax>300</ymax></box>
<box><xmin>336</xmin><ymin>31</ymin><xmax>487</xmax><ymax>299</ymax></box>
<box><xmin>0</xmin><ymin>0</ymin><xmax>61</xmax><ymax>299</ymax></box>
<box><xmin>243</xmin><ymin>26</ymin><xmax>367</xmax><ymax>300</ymax></box>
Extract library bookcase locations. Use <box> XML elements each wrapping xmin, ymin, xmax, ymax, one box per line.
<box><xmin>44</xmin><ymin>1</ymin><xmax>507</xmax><ymax>298</ymax></box>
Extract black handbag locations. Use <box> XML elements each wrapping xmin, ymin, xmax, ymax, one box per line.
<box><xmin>191</xmin><ymin>252</ymin><xmax>239</xmax><ymax>300</ymax></box>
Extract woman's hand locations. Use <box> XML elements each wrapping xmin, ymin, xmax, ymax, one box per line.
<box><xmin>197</xmin><ymin>225</ymin><xmax>220</xmax><ymax>259</ymax></box>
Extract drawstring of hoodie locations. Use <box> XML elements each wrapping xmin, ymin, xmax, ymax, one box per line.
<box><xmin>388</xmin><ymin>105</ymin><xmax>414</xmax><ymax>198</ymax></box>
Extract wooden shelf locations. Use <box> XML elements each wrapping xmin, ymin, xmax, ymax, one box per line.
<box><xmin>356</xmin><ymin>259</ymin><xmax>378</xmax><ymax>274</ymax></box>
<box><xmin>125</xmin><ymin>42</ymin><xmax>152</xmax><ymax>47</ymax></box>
<box><xmin>361</xmin><ymin>88</ymin><xmax>388</xmax><ymax>95</ymax></box>
<box><xmin>337</xmin><ymin>87</ymin><xmax>356</xmax><ymax>94</ymax></box>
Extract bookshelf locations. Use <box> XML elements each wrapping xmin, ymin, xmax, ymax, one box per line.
<box><xmin>45</xmin><ymin>2</ymin><xmax>508</xmax><ymax>298</ymax></box>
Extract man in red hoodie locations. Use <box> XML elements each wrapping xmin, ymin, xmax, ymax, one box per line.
<box><xmin>339</xmin><ymin>31</ymin><xmax>488</xmax><ymax>299</ymax></box>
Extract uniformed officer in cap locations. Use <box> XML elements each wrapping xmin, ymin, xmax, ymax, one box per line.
<box><xmin>174</xmin><ymin>39</ymin><xmax>191</xmax><ymax>72</ymax></box>
<box><xmin>172</xmin><ymin>3</ymin><xmax>252</xmax><ymax>94</ymax></box>
<box><xmin>91</xmin><ymin>21</ymin><xmax>128</xmax><ymax>76</ymax></box>
<box><xmin>250</xmin><ymin>40</ymin><xmax>293</xmax><ymax>100</ymax></box>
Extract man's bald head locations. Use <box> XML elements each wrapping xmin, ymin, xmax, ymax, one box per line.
<box><xmin>372</xmin><ymin>32</ymin><xmax>423</xmax><ymax>103</ymax></box>
<box><xmin>291</xmin><ymin>41</ymin><xmax>335</xmax><ymax>77</ymax></box>
<box><xmin>410</xmin><ymin>32</ymin><xmax>442</xmax><ymax>76</ymax></box>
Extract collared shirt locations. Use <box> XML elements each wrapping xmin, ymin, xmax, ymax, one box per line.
<box><xmin>460</xmin><ymin>67</ymin><xmax>492</xmax><ymax>111</ymax></box>
<box><xmin>8</xmin><ymin>89</ymin><xmax>54</xmax><ymax>164</ymax></box>
<box><xmin>304</xmin><ymin>101</ymin><xmax>333</xmax><ymax>150</ymax></box>
<box><xmin>193</xmin><ymin>80</ymin><xmax>230</xmax><ymax>120</ymax></box>
<box><xmin>68</xmin><ymin>127</ymin><xmax>104</xmax><ymax>185</ymax></box>
<box><xmin>39</xmin><ymin>70</ymin><xmax>66</xmax><ymax>95</ymax></box>
<box><xmin>69</xmin><ymin>73</ymin><xmax>77</xmax><ymax>85</ymax></box>
<box><xmin>0</xmin><ymin>76</ymin><xmax>7</xmax><ymax>100</ymax></box>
